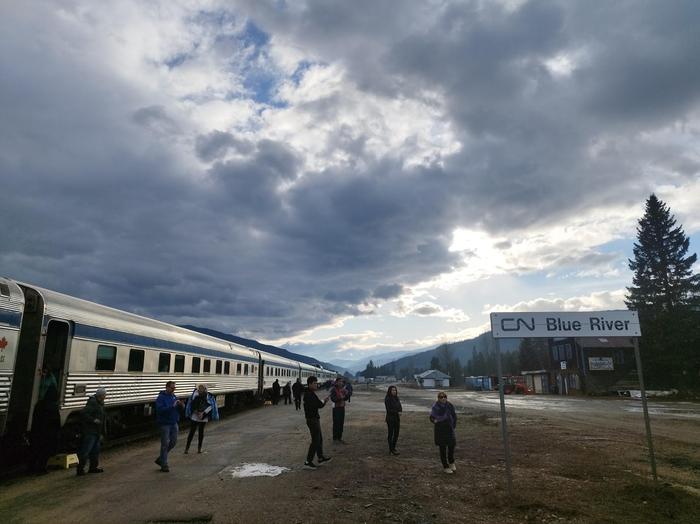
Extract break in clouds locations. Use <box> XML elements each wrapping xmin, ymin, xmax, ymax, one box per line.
<box><xmin>1</xmin><ymin>1</ymin><xmax>699</xmax><ymax>344</ymax></box>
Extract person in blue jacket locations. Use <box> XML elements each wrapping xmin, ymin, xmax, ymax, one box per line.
<box><xmin>184</xmin><ymin>384</ymin><xmax>219</xmax><ymax>454</ymax></box>
<box><xmin>155</xmin><ymin>381</ymin><xmax>184</xmax><ymax>472</ymax></box>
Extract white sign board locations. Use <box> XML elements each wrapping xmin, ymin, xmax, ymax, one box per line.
<box><xmin>490</xmin><ymin>310</ymin><xmax>641</xmax><ymax>338</ymax></box>
<box><xmin>560</xmin><ymin>361</ymin><xmax>567</xmax><ymax>370</ymax></box>
<box><xmin>588</xmin><ymin>357</ymin><xmax>614</xmax><ymax>371</ymax></box>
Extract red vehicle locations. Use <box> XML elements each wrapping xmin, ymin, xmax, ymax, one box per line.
<box><xmin>502</xmin><ymin>376</ymin><xmax>533</xmax><ymax>395</ymax></box>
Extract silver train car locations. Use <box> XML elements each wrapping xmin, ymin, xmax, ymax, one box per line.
<box><xmin>0</xmin><ymin>277</ymin><xmax>337</xmax><ymax>448</ymax></box>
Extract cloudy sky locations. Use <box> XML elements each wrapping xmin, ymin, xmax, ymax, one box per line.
<box><xmin>2</xmin><ymin>0</ymin><xmax>699</xmax><ymax>364</ymax></box>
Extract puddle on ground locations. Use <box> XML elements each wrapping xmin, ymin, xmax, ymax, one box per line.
<box><xmin>224</xmin><ymin>463</ymin><xmax>290</xmax><ymax>478</ymax></box>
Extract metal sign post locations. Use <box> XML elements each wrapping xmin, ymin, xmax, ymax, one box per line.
<box><xmin>633</xmin><ymin>337</ymin><xmax>658</xmax><ymax>482</ymax></box>
<box><xmin>494</xmin><ymin>337</ymin><xmax>513</xmax><ymax>496</ymax></box>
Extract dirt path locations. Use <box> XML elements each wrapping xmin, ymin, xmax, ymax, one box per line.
<box><xmin>1</xmin><ymin>387</ymin><xmax>698</xmax><ymax>523</ymax></box>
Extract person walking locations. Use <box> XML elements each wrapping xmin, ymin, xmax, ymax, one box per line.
<box><xmin>292</xmin><ymin>378</ymin><xmax>304</xmax><ymax>411</ymax></box>
<box><xmin>303</xmin><ymin>376</ymin><xmax>332</xmax><ymax>469</ymax></box>
<box><xmin>384</xmin><ymin>385</ymin><xmax>402</xmax><ymax>455</ymax></box>
<box><xmin>272</xmin><ymin>379</ymin><xmax>281</xmax><ymax>405</ymax></box>
<box><xmin>155</xmin><ymin>381</ymin><xmax>183</xmax><ymax>472</ymax></box>
<box><xmin>77</xmin><ymin>387</ymin><xmax>106</xmax><ymax>476</ymax></box>
<box><xmin>29</xmin><ymin>385</ymin><xmax>61</xmax><ymax>474</ymax></box>
<box><xmin>329</xmin><ymin>377</ymin><xmax>348</xmax><ymax>443</ymax></box>
<box><xmin>430</xmin><ymin>391</ymin><xmax>457</xmax><ymax>474</ymax></box>
<box><xmin>283</xmin><ymin>381</ymin><xmax>292</xmax><ymax>405</ymax></box>
<box><xmin>184</xmin><ymin>384</ymin><xmax>219</xmax><ymax>454</ymax></box>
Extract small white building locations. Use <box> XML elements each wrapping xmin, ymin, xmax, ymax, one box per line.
<box><xmin>415</xmin><ymin>369</ymin><xmax>451</xmax><ymax>389</ymax></box>
<box><xmin>375</xmin><ymin>375</ymin><xmax>397</xmax><ymax>383</ymax></box>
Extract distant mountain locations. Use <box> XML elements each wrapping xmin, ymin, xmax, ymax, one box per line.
<box><xmin>180</xmin><ymin>325</ymin><xmax>350</xmax><ymax>375</ymax></box>
<box><xmin>329</xmin><ymin>349</ymin><xmax>421</xmax><ymax>373</ymax></box>
<box><xmin>368</xmin><ymin>332</ymin><xmax>520</xmax><ymax>375</ymax></box>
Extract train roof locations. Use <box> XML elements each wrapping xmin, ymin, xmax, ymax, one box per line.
<box><xmin>14</xmin><ymin>279</ymin><xmax>258</xmax><ymax>359</ymax></box>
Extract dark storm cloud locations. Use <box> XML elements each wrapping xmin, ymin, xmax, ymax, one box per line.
<box><xmin>2</xmin><ymin>1</ymin><xmax>700</xmax><ymax>342</ymax></box>
<box><xmin>373</xmin><ymin>284</ymin><xmax>404</xmax><ymax>300</ymax></box>
<box><xmin>195</xmin><ymin>130</ymin><xmax>254</xmax><ymax>162</ymax></box>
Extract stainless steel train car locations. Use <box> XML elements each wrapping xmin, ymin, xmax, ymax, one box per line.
<box><xmin>0</xmin><ymin>278</ymin><xmax>337</xmax><ymax>451</ymax></box>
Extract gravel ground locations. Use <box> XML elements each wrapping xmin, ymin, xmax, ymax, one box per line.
<box><xmin>0</xmin><ymin>387</ymin><xmax>698</xmax><ymax>523</ymax></box>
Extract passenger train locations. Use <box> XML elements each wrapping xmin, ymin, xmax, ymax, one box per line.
<box><xmin>0</xmin><ymin>277</ymin><xmax>336</xmax><ymax>453</ymax></box>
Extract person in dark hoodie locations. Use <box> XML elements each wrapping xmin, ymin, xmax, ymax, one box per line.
<box><xmin>77</xmin><ymin>387</ymin><xmax>106</xmax><ymax>476</ymax></box>
<box><xmin>384</xmin><ymin>385</ymin><xmax>402</xmax><ymax>456</ymax></box>
<box><xmin>184</xmin><ymin>384</ymin><xmax>219</xmax><ymax>454</ymax></box>
<box><xmin>292</xmin><ymin>378</ymin><xmax>304</xmax><ymax>411</ymax></box>
<box><xmin>430</xmin><ymin>391</ymin><xmax>457</xmax><ymax>474</ymax></box>
<box><xmin>155</xmin><ymin>381</ymin><xmax>184</xmax><ymax>472</ymax></box>
<box><xmin>302</xmin><ymin>376</ymin><xmax>332</xmax><ymax>469</ymax></box>
<box><xmin>29</xmin><ymin>385</ymin><xmax>61</xmax><ymax>474</ymax></box>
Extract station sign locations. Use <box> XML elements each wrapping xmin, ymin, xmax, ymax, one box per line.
<box><xmin>490</xmin><ymin>310</ymin><xmax>641</xmax><ymax>338</ymax></box>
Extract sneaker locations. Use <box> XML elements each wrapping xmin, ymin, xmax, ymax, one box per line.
<box><xmin>449</xmin><ymin>463</ymin><xmax>456</xmax><ymax>471</ymax></box>
<box><xmin>155</xmin><ymin>457</ymin><xmax>162</xmax><ymax>466</ymax></box>
<box><xmin>197</xmin><ymin>449</ymin><xmax>203</xmax><ymax>454</ymax></box>
<box><xmin>76</xmin><ymin>469</ymin><xmax>85</xmax><ymax>477</ymax></box>
<box><xmin>318</xmin><ymin>456</ymin><xmax>332</xmax><ymax>464</ymax></box>
<box><xmin>88</xmin><ymin>468</ymin><xmax>104</xmax><ymax>473</ymax></box>
<box><xmin>390</xmin><ymin>449</ymin><xmax>400</xmax><ymax>456</ymax></box>
<box><xmin>160</xmin><ymin>466</ymin><xmax>170</xmax><ymax>472</ymax></box>
<box><xmin>184</xmin><ymin>449</ymin><xmax>189</xmax><ymax>454</ymax></box>
<box><xmin>303</xmin><ymin>461</ymin><xmax>317</xmax><ymax>470</ymax></box>
<box><xmin>443</xmin><ymin>467</ymin><xmax>454</xmax><ymax>474</ymax></box>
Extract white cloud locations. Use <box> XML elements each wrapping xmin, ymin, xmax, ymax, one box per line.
<box><xmin>483</xmin><ymin>289</ymin><xmax>627</xmax><ymax>314</ymax></box>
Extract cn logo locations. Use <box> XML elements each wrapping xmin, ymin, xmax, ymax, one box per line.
<box><xmin>500</xmin><ymin>318</ymin><xmax>535</xmax><ymax>332</ymax></box>
<box><xmin>0</xmin><ymin>337</ymin><xmax>7</xmax><ymax>350</ymax></box>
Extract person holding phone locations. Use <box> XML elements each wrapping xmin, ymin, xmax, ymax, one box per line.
<box><xmin>302</xmin><ymin>376</ymin><xmax>332</xmax><ymax>469</ymax></box>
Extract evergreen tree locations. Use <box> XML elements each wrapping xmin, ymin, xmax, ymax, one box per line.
<box><xmin>626</xmin><ymin>194</ymin><xmax>700</xmax><ymax>390</ymax></box>
<box><xmin>626</xmin><ymin>194</ymin><xmax>700</xmax><ymax>311</ymax></box>
<box><xmin>430</xmin><ymin>356</ymin><xmax>441</xmax><ymax>371</ymax></box>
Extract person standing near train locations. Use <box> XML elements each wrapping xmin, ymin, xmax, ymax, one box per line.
<box><xmin>303</xmin><ymin>376</ymin><xmax>332</xmax><ymax>469</ymax></box>
<box><xmin>282</xmin><ymin>381</ymin><xmax>292</xmax><ymax>405</ymax></box>
<box><xmin>272</xmin><ymin>379</ymin><xmax>281</xmax><ymax>405</ymax></box>
<box><xmin>155</xmin><ymin>381</ymin><xmax>184</xmax><ymax>472</ymax></box>
<box><xmin>329</xmin><ymin>377</ymin><xmax>348</xmax><ymax>443</ymax></box>
<box><xmin>77</xmin><ymin>387</ymin><xmax>106</xmax><ymax>476</ymax></box>
<box><xmin>430</xmin><ymin>391</ymin><xmax>457</xmax><ymax>474</ymax></box>
<box><xmin>184</xmin><ymin>384</ymin><xmax>219</xmax><ymax>454</ymax></box>
<box><xmin>384</xmin><ymin>385</ymin><xmax>402</xmax><ymax>455</ymax></box>
<box><xmin>292</xmin><ymin>378</ymin><xmax>304</xmax><ymax>411</ymax></box>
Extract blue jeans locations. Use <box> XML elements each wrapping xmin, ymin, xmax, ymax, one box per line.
<box><xmin>79</xmin><ymin>433</ymin><xmax>101</xmax><ymax>471</ymax></box>
<box><xmin>159</xmin><ymin>424</ymin><xmax>178</xmax><ymax>466</ymax></box>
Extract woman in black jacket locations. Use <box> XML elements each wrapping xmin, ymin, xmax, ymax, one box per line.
<box><xmin>430</xmin><ymin>391</ymin><xmax>457</xmax><ymax>473</ymax></box>
<box><xmin>384</xmin><ymin>385</ymin><xmax>402</xmax><ymax>455</ymax></box>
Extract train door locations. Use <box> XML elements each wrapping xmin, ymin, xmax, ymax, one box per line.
<box><xmin>256</xmin><ymin>353</ymin><xmax>264</xmax><ymax>399</ymax></box>
<box><xmin>40</xmin><ymin>320</ymin><xmax>71</xmax><ymax>404</ymax></box>
<box><xmin>5</xmin><ymin>286</ymin><xmax>44</xmax><ymax>438</ymax></box>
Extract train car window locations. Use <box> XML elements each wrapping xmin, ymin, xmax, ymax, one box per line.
<box><xmin>215</xmin><ymin>360</ymin><xmax>222</xmax><ymax>374</ymax></box>
<box><xmin>127</xmin><ymin>349</ymin><xmax>145</xmax><ymax>372</ymax></box>
<box><xmin>158</xmin><ymin>353</ymin><xmax>171</xmax><ymax>373</ymax></box>
<box><xmin>192</xmin><ymin>357</ymin><xmax>201</xmax><ymax>373</ymax></box>
<box><xmin>0</xmin><ymin>283</ymin><xmax>9</xmax><ymax>297</ymax></box>
<box><xmin>203</xmin><ymin>359</ymin><xmax>211</xmax><ymax>373</ymax></box>
<box><xmin>174</xmin><ymin>354</ymin><xmax>185</xmax><ymax>373</ymax></box>
<box><xmin>236</xmin><ymin>363</ymin><xmax>242</xmax><ymax>375</ymax></box>
<box><xmin>96</xmin><ymin>345</ymin><xmax>117</xmax><ymax>371</ymax></box>
<box><xmin>224</xmin><ymin>362</ymin><xmax>230</xmax><ymax>374</ymax></box>
<box><xmin>244</xmin><ymin>364</ymin><xmax>249</xmax><ymax>375</ymax></box>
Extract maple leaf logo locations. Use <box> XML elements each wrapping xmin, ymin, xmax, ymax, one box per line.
<box><xmin>0</xmin><ymin>337</ymin><xmax>7</xmax><ymax>350</ymax></box>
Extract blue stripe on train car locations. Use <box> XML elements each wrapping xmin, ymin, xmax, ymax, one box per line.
<box><xmin>72</xmin><ymin>323</ymin><xmax>260</xmax><ymax>364</ymax></box>
<box><xmin>0</xmin><ymin>308</ymin><xmax>22</xmax><ymax>328</ymax></box>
